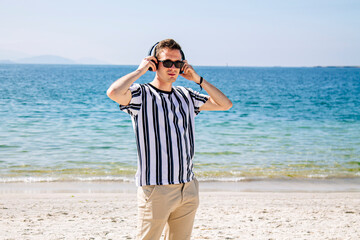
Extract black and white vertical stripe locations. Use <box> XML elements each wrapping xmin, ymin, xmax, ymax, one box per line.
<box><xmin>120</xmin><ymin>83</ymin><xmax>209</xmax><ymax>186</ymax></box>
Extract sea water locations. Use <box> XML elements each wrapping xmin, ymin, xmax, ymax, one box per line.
<box><xmin>0</xmin><ymin>64</ymin><xmax>359</xmax><ymax>183</ymax></box>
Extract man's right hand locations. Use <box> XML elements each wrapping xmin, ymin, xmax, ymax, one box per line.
<box><xmin>137</xmin><ymin>56</ymin><xmax>158</xmax><ymax>73</ymax></box>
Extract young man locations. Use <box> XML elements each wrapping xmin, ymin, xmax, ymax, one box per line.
<box><xmin>107</xmin><ymin>39</ymin><xmax>232</xmax><ymax>240</ymax></box>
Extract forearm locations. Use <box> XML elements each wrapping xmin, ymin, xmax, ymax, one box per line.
<box><xmin>106</xmin><ymin>69</ymin><xmax>143</xmax><ymax>104</ymax></box>
<box><xmin>108</xmin><ymin>69</ymin><xmax>143</xmax><ymax>95</ymax></box>
<box><xmin>199</xmin><ymin>77</ymin><xmax>233</xmax><ymax>111</ymax></box>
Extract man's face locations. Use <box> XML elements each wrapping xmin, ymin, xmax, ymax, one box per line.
<box><xmin>156</xmin><ymin>48</ymin><xmax>182</xmax><ymax>83</ymax></box>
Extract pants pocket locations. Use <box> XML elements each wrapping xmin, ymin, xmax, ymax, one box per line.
<box><xmin>139</xmin><ymin>185</ymin><xmax>157</xmax><ymax>202</ymax></box>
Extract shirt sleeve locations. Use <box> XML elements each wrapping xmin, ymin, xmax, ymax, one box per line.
<box><xmin>186</xmin><ymin>87</ymin><xmax>209</xmax><ymax>115</ymax></box>
<box><xmin>119</xmin><ymin>83</ymin><xmax>142</xmax><ymax>116</ymax></box>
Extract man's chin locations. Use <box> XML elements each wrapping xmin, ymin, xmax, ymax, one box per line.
<box><xmin>167</xmin><ymin>76</ymin><xmax>177</xmax><ymax>82</ymax></box>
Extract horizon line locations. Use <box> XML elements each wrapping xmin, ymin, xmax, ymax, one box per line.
<box><xmin>0</xmin><ymin>62</ymin><xmax>359</xmax><ymax>68</ymax></box>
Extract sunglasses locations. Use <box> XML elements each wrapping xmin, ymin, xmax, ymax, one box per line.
<box><xmin>159</xmin><ymin>59</ymin><xmax>184</xmax><ymax>69</ymax></box>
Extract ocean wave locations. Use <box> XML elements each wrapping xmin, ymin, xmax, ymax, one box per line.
<box><xmin>74</xmin><ymin>176</ymin><xmax>134</xmax><ymax>182</ymax></box>
<box><xmin>0</xmin><ymin>176</ymin><xmax>135</xmax><ymax>183</ymax></box>
<box><xmin>0</xmin><ymin>177</ymin><xmax>60</xmax><ymax>183</ymax></box>
<box><xmin>1</xmin><ymin>173</ymin><xmax>359</xmax><ymax>184</ymax></box>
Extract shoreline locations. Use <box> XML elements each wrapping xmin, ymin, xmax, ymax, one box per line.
<box><xmin>1</xmin><ymin>178</ymin><xmax>360</xmax><ymax>194</ymax></box>
<box><xmin>1</xmin><ymin>191</ymin><xmax>359</xmax><ymax>239</ymax></box>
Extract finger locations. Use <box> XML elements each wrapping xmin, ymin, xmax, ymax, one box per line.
<box><xmin>180</xmin><ymin>65</ymin><xmax>186</xmax><ymax>75</ymax></box>
<box><xmin>140</xmin><ymin>58</ymin><xmax>150</xmax><ymax>70</ymax></box>
<box><xmin>185</xmin><ymin>64</ymin><xmax>192</xmax><ymax>72</ymax></box>
<box><xmin>183</xmin><ymin>65</ymin><xmax>189</xmax><ymax>74</ymax></box>
<box><xmin>144</xmin><ymin>58</ymin><xmax>155</xmax><ymax>71</ymax></box>
<box><xmin>180</xmin><ymin>64</ymin><xmax>186</xmax><ymax>72</ymax></box>
<box><xmin>187</xmin><ymin>64</ymin><xmax>193</xmax><ymax>71</ymax></box>
<box><xmin>148</xmin><ymin>56</ymin><xmax>158</xmax><ymax>63</ymax></box>
<box><xmin>143</xmin><ymin>57</ymin><xmax>151</xmax><ymax>65</ymax></box>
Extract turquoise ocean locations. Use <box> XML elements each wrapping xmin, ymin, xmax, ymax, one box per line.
<box><xmin>1</xmin><ymin>64</ymin><xmax>359</xmax><ymax>183</ymax></box>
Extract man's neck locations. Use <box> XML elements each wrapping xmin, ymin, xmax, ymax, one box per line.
<box><xmin>150</xmin><ymin>78</ymin><xmax>173</xmax><ymax>92</ymax></box>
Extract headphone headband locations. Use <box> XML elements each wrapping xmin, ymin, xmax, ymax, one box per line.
<box><xmin>148</xmin><ymin>42</ymin><xmax>159</xmax><ymax>57</ymax></box>
<box><xmin>148</xmin><ymin>42</ymin><xmax>186</xmax><ymax>60</ymax></box>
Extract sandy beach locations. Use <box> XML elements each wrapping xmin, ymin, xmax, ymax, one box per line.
<box><xmin>0</xmin><ymin>182</ymin><xmax>359</xmax><ymax>240</ymax></box>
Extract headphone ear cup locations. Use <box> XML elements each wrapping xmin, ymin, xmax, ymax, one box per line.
<box><xmin>148</xmin><ymin>42</ymin><xmax>159</xmax><ymax>71</ymax></box>
<box><xmin>149</xmin><ymin>59</ymin><xmax>158</xmax><ymax>72</ymax></box>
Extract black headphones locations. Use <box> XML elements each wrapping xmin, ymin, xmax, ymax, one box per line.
<box><xmin>148</xmin><ymin>42</ymin><xmax>186</xmax><ymax>74</ymax></box>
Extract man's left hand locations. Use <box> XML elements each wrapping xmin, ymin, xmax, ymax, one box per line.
<box><xmin>180</xmin><ymin>60</ymin><xmax>201</xmax><ymax>84</ymax></box>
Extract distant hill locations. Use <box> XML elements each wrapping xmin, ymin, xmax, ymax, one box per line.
<box><xmin>16</xmin><ymin>55</ymin><xmax>76</xmax><ymax>64</ymax></box>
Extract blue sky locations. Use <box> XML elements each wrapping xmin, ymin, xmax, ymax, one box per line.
<box><xmin>0</xmin><ymin>0</ymin><xmax>359</xmax><ymax>66</ymax></box>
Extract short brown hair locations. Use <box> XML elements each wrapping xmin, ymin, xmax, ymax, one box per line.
<box><xmin>154</xmin><ymin>39</ymin><xmax>182</xmax><ymax>58</ymax></box>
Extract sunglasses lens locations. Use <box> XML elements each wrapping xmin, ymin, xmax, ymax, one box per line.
<box><xmin>162</xmin><ymin>60</ymin><xmax>184</xmax><ymax>69</ymax></box>
<box><xmin>174</xmin><ymin>61</ymin><xmax>184</xmax><ymax>68</ymax></box>
<box><xmin>162</xmin><ymin>60</ymin><xmax>173</xmax><ymax>68</ymax></box>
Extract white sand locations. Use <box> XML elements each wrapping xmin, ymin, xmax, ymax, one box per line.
<box><xmin>1</xmin><ymin>191</ymin><xmax>359</xmax><ymax>239</ymax></box>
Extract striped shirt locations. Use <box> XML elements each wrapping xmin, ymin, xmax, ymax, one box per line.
<box><xmin>120</xmin><ymin>83</ymin><xmax>209</xmax><ymax>186</ymax></box>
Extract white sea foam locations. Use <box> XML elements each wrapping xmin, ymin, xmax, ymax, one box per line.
<box><xmin>0</xmin><ymin>177</ymin><xmax>60</xmax><ymax>183</ymax></box>
<box><xmin>197</xmin><ymin>176</ymin><xmax>263</xmax><ymax>182</ymax></box>
<box><xmin>0</xmin><ymin>176</ymin><xmax>135</xmax><ymax>183</ymax></box>
<box><xmin>74</xmin><ymin>176</ymin><xmax>134</xmax><ymax>182</ymax></box>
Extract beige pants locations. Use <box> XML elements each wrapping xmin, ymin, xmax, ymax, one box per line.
<box><xmin>137</xmin><ymin>178</ymin><xmax>199</xmax><ymax>240</ymax></box>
